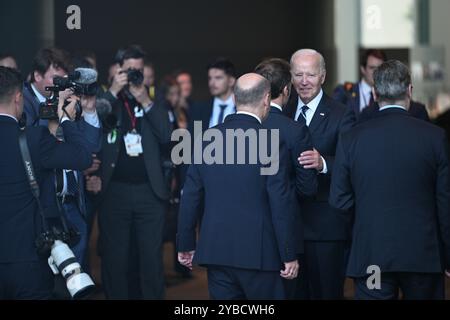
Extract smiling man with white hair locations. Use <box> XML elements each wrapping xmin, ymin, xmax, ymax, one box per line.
<box><xmin>285</xmin><ymin>48</ymin><xmax>356</xmax><ymax>300</ymax></box>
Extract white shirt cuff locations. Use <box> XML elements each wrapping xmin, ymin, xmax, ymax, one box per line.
<box><xmin>60</xmin><ymin>116</ymin><xmax>70</xmax><ymax>124</ymax></box>
<box><xmin>320</xmin><ymin>156</ymin><xmax>328</xmax><ymax>174</ymax></box>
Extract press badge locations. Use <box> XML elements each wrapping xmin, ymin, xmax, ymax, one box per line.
<box><xmin>134</xmin><ymin>106</ymin><xmax>144</xmax><ymax>118</ymax></box>
<box><xmin>124</xmin><ymin>131</ymin><xmax>143</xmax><ymax>157</ymax></box>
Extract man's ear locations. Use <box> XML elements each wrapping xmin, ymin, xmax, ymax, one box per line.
<box><xmin>283</xmin><ymin>84</ymin><xmax>291</xmax><ymax>97</ymax></box>
<box><xmin>229</xmin><ymin>76</ymin><xmax>236</xmax><ymax>88</ymax></box>
<box><xmin>320</xmin><ymin>70</ymin><xmax>326</xmax><ymax>85</ymax></box>
<box><xmin>407</xmin><ymin>84</ymin><xmax>413</xmax><ymax>99</ymax></box>
<box><xmin>33</xmin><ymin>71</ymin><xmax>43</xmax><ymax>83</ymax></box>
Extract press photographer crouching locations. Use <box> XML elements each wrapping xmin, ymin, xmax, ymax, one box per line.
<box><xmin>0</xmin><ymin>66</ymin><xmax>94</xmax><ymax>299</ymax></box>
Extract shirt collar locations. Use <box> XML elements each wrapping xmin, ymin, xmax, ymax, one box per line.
<box><xmin>297</xmin><ymin>89</ymin><xmax>323</xmax><ymax>114</ymax></box>
<box><xmin>236</xmin><ymin>111</ymin><xmax>262</xmax><ymax>124</ymax></box>
<box><xmin>379</xmin><ymin>105</ymin><xmax>407</xmax><ymax>112</ymax></box>
<box><xmin>270</xmin><ymin>103</ymin><xmax>283</xmax><ymax>112</ymax></box>
<box><xmin>214</xmin><ymin>95</ymin><xmax>234</xmax><ymax>108</ymax></box>
<box><xmin>0</xmin><ymin>113</ymin><xmax>18</xmax><ymax>122</ymax></box>
<box><xmin>360</xmin><ymin>79</ymin><xmax>372</xmax><ymax>95</ymax></box>
<box><xmin>31</xmin><ymin>83</ymin><xmax>47</xmax><ymax>103</ymax></box>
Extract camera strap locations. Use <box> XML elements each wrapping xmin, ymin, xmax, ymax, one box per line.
<box><xmin>18</xmin><ymin>129</ymin><xmax>49</xmax><ymax>231</ymax></box>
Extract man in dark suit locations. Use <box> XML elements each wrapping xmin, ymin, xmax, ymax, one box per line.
<box><xmin>284</xmin><ymin>49</ymin><xmax>356</xmax><ymax>299</ymax></box>
<box><xmin>0</xmin><ymin>67</ymin><xmax>92</xmax><ymax>299</ymax></box>
<box><xmin>187</xmin><ymin>58</ymin><xmax>236</xmax><ymax>136</ymax></box>
<box><xmin>333</xmin><ymin>49</ymin><xmax>429</xmax><ymax>122</ymax></box>
<box><xmin>330</xmin><ymin>60</ymin><xmax>450</xmax><ymax>300</ymax></box>
<box><xmin>97</xmin><ymin>45</ymin><xmax>172</xmax><ymax>299</ymax></box>
<box><xmin>177</xmin><ymin>73</ymin><xmax>299</xmax><ymax>300</ymax></box>
<box><xmin>255</xmin><ymin>58</ymin><xmax>318</xmax><ymax>297</ymax></box>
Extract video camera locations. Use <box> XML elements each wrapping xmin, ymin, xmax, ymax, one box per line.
<box><xmin>39</xmin><ymin>68</ymin><xmax>99</xmax><ymax>121</ymax></box>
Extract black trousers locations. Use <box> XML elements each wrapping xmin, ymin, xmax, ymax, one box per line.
<box><xmin>354</xmin><ymin>272</ymin><xmax>445</xmax><ymax>300</ymax></box>
<box><xmin>294</xmin><ymin>241</ymin><xmax>347</xmax><ymax>300</ymax></box>
<box><xmin>207</xmin><ymin>265</ymin><xmax>286</xmax><ymax>300</ymax></box>
<box><xmin>0</xmin><ymin>260</ymin><xmax>53</xmax><ymax>300</ymax></box>
<box><xmin>99</xmin><ymin>181</ymin><xmax>166</xmax><ymax>299</ymax></box>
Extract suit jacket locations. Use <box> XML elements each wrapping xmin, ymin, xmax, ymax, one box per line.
<box><xmin>329</xmin><ymin>108</ymin><xmax>450</xmax><ymax>276</ymax></box>
<box><xmin>0</xmin><ymin>116</ymin><xmax>92</xmax><ymax>263</ymax></box>
<box><xmin>187</xmin><ymin>99</ymin><xmax>213</xmax><ymax>137</ymax></box>
<box><xmin>99</xmin><ymin>91</ymin><xmax>172</xmax><ymax>201</ymax></box>
<box><xmin>358</xmin><ymin>100</ymin><xmax>430</xmax><ymax>123</ymax></box>
<box><xmin>333</xmin><ymin>82</ymin><xmax>430</xmax><ymax>122</ymax></box>
<box><xmin>263</xmin><ymin>106</ymin><xmax>318</xmax><ymax>253</ymax></box>
<box><xmin>177</xmin><ymin>113</ymin><xmax>297</xmax><ymax>271</ymax></box>
<box><xmin>285</xmin><ymin>92</ymin><xmax>356</xmax><ymax>240</ymax></box>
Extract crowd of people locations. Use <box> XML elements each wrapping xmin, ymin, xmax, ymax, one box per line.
<box><xmin>1</xmin><ymin>45</ymin><xmax>450</xmax><ymax>300</ymax></box>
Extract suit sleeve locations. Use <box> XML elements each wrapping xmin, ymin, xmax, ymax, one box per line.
<box><xmin>144</xmin><ymin>102</ymin><xmax>173</xmax><ymax>144</ymax></box>
<box><xmin>323</xmin><ymin>107</ymin><xmax>356</xmax><ymax>176</ymax></box>
<box><xmin>435</xmin><ymin>132</ymin><xmax>450</xmax><ymax>269</ymax></box>
<box><xmin>73</xmin><ymin>118</ymin><xmax>102</xmax><ymax>153</ymax></box>
<box><xmin>37</xmin><ymin>123</ymin><xmax>92</xmax><ymax>171</ymax></box>
<box><xmin>267</xmin><ymin>139</ymin><xmax>297</xmax><ymax>263</ymax></box>
<box><xmin>329</xmin><ymin>133</ymin><xmax>355</xmax><ymax>212</ymax></box>
<box><xmin>177</xmin><ymin>163</ymin><xmax>204</xmax><ymax>252</ymax></box>
<box><xmin>292</xmin><ymin>124</ymin><xmax>318</xmax><ymax>197</ymax></box>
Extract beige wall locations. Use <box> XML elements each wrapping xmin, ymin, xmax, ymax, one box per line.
<box><xmin>430</xmin><ymin>0</ymin><xmax>450</xmax><ymax>88</ymax></box>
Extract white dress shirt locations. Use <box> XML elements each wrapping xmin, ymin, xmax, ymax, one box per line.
<box><xmin>294</xmin><ymin>89</ymin><xmax>328</xmax><ymax>174</ymax></box>
<box><xmin>270</xmin><ymin>103</ymin><xmax>283</xmax><ymax>112</ymax></box>
<box><xmin>209</xmin><ymin>95</ymin><xmax>235</xmax><ymax>128</ymax></box>
<box><xmin>379</xmin><ymin>105</ymin><xmax>406</xmax><ymax>112</ymax></box>
<box><xmin>359</xmin><ymin>79</ymin><xmax>372</xmax><ymax>112</ymax></box>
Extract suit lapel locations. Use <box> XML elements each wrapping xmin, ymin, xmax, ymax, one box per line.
<box><xmin>308</xmin><ymin>95</ymin><xmax>330</xmax><ymax>134</ymax></box>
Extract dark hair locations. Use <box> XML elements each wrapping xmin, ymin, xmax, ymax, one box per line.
<box><xmin>31</xmin><ymin>47</ymin><xmax>71</xmax><ymax>83</ymax></box>
<box><xmin>207</xmin><ymin>58</ymin><xmax>236</xmax><ymax>78</ymax></box>
<box><xmin>254</xmin><ymin>58</ymin><xmax>291</xmax><ymax>100</ymax></box>
<box><xmin>0</xmin><ymin>66</ymin><xmax>23</xmax><ymax>104</ymax></box>
<box><xmin>72</xmin><ymin>55</ymin><xmax>94</xmax><ymax>69</ymax></box>
<box><xmin>234</xmin><ymin>77</ymin><xmax>270</xmax><ymax>107</ymax></box>
<box><xmin>361</xmin><ymin>49</ymin><xmax>387</xmax><ymax>68</ymax></box>
<box><xmin>373</xmin><ymin>60</ymin><xmax>411</xmax><ymax>103</ymax></box>
<box><xmin>115</xmin><ymin>45</ymin><xmax>147</xmax><ymax>66</ymax></box>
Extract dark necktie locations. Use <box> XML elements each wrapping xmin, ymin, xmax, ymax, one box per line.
<box><xmin>66</xmin><ymin>170</ymin><xmax>79</xmax><ymax>196</ymax></box>
<box><xmin>369</xmin><ymin>92</ymin><xmax>375</xmax><ymax>107</ymax></box>
<box><xmin>296</xmin><ymin>105</ymin><xmax>309</xmax><ymax>124</ymax></box>
<box><xmin>217</xmin><ymin>104</ymin><xmax>228</xmax><ymax>125</ymax></box>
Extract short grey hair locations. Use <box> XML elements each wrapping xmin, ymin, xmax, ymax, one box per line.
<box><xmin>234</xmin><ymin>77</ymin><xmax>270</xmax><ymax>107</ymax></box>
<box><xmin>290</xmin><ymin>49</ymin><xmax>326</xmax><ymax>74</ymax></box>
<box><xmin>373</xmin><ymin>60</ymin><xmax>411</xmax><ymax>103</ymax></box>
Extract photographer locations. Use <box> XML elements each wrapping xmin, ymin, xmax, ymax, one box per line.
<box><xmin>97</xmin><ymin>45</ymin><xmax>172</xmax><ymax>299</ymax></box>
<box><xmin>0</xmin><ymin>66</ymin><xmax>92</xmax><ymax>299</ymax></box>
<box><xmin>23</xmin><ymin>47</ymin><xmax>71</xmax><ymax>127</ymax></box>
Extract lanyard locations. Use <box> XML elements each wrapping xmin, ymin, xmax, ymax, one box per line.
<box><xmin>122</xmin><ymin>97</ymin><xmax>137</xmax><ymax>130</ymax></box>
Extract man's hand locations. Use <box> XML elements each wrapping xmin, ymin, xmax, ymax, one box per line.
<box><xmin>178</xmin><ymin>251</ymin><xmax>195</xmax><ymax>270</ymax></box>
<box><xmin>298</xmin><ymin>148</ymin><xmax>324</xmax><ymax>172</ymax></box>
<box><xmin>109</xmin><ymin>68</ymin><xmax>128</xmax><ymax>97</ymax></box>
<box><xmin>83</xmin><ymin>155</ymin><xmax>101</xmax><ymax>175</ymax></box>
<box><xmin>129</xmin><ymin>83</ymin><xmax>152</xmax><ymax>107</ymax></box>
<box><xmin>85</xmin><ymin>176</ymin><xmax>102</xmax><ymax>194</ymax></box>
<box><xmin>58</xmin><ymin>95</ymin><xmax>79</xmax><ymax>121</ymax></box>
<box><xmin>81</xmin><ymin>95</ymin><xmax>97</xmax><ymax>114</ymax></box>
<box><xmin>280</xmin><ymin>260</ymin><xmax>299</xmax><ymax>280</ymax></box>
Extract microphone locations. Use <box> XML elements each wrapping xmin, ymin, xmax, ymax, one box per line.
<box><xmin>96</xmin><ymin>98</ymin><xmax>112</xmax><ymax>117</ymax></box>
<box><xmin>73</xmin><ymin>68</ymin><xmax>98</xmax><ymax>85</ymax></box>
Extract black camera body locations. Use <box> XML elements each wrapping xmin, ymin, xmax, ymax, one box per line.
<box><xmin>35</xmin><ymin>226</ymin><xmax>80</xmax><ymax>257</ymax></box>
<box><xmin>39</xmin><ymin>71</ymin><xmax>99</xmax><ymax>121</ymax></box>
<box><xmin>125</xmin><ymin>68</ymin><xmax>144</xmax><ymax>86</ymax></box>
